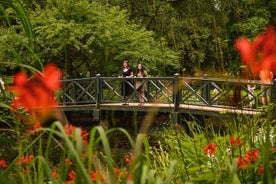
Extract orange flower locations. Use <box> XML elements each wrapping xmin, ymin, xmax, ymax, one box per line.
<box><xmin>89</xmin><ymin>170</ymin><xmax>106</xmax><ymax>183</ymax></box>
<box><xmin>64</xmin><ymin>124</ymin><xmax>75</xmax><ymax>138</ymax></box>
<box><xmin>246</xmin><ymin>149</ymin><xmax>259</xmax><ymax>162</ymax></box>
<box><xmin>230</xmin><ymin>136</ymin><xmax>243</xmax><ymax>146</ymax></box>
<box><xmin>235</xmin><ymin>25</ymin><xmax>276</xmax><ymax>78</ymax></box>
<box><xmin>90</xmin><ymin>170</ymin><xmax>100</xmax><ymax>181</ymax></box>
<box><xmin>65</xmin><ymin>158</ymin><xmax>73</xmax><ymax>166</ymax></box>
<box><xmin>258</xmin><ymin>166</ymin><xmax>264</xmax><ymax>176</ymax></box>
<box><xmin>113</xmin><ymin>167</ymin><xmax>121</xmax><ymax>176</ymax></box>
<box><xmin>204</xmin><ymin>143</ymin><xmax>216</xmax><ymax>156</ymax></box>
<box><xmin>68</xmin><ymin>170</ymin><xmax>76</xmax><ymax>181</ymax></box>
<box><xmin>52</xmin><ymin>170</ymin><xmax>58</xmax><ymax>178</ymax></box>
<box><xmin>16</xmin><ymin>155</ymin><xmax>33</xmax><ymax>165</ymax></box>
<box><xmin>63</xmin><ymin>124</ymin><xmax>89</xmax><ymax>143</ymax></box>
<box><xmin>124</xmin><ymin>153</ymin><xmax>135</xmax><ymax>164</ymax></box>
<box><xmin>10</xmin><ymin>64</ymin><xmax>62</xmax><ymax>126</ymax></box>
<box><xmin>237</xmin><ymin>156</ymin><xmax>251</xmax><ymax>169</ymax></box>
<box><xmin>229</xmin><ymin>136</ymin><xmax>235</xmax><ymax>145</ymax></box>
<box><xmin>0</xmin><ymin>159</ymin><xmax>7</xmax><ymax>169</ymax></box>
<box><xmin>128</xmin><ymin>174</ymin><xmax>133</xmax><ymax>181</ymax></box>
<box><xmin>81</xmin><ymin>128</ymin><xmax>89</xmax><ymax>142</ymax></box>
<box><xmin>81</xmin><ymin>153</ymin><xmax>86</xmax><ymax>159</ymax></box>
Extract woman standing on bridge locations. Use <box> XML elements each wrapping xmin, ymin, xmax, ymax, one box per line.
<box><xmin>120</xmin><ymin>60</ymin><xmax>134</xmax><ymax>104</ymax></box>
<box><xmin>136</xmin><ymin>63</ymin><xmax>147</xmax><ymax>105</ymax></box>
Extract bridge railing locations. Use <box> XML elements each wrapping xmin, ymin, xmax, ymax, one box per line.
<box><xmin>99</xmin><ymin>76</ymin><xmax>174</xmax><ymax>103</ymax></box>
<box><xmin>178</xmin><ymin>76</ymin><xmax>268</xmax><ymax>109</ymax></box>
<box><xmin>59</xmin><ymin>77</ymin><xmax>97</xmax><ymax>105</ymax></box>
<box><xmin>58</xmin><ymin>74</ymin><xmax>274</xmax><ymax>110</ymax></box>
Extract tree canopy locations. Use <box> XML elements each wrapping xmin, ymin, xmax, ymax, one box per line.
<box><xmin>0</xmin><ymin>0</ymin><xmax>275</xmax><ymax>77</ymax></box>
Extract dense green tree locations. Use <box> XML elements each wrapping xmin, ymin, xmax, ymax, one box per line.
<box><xmin>104</xmin><ymin>0</ymin><xmax>276</xmax><ymax>75</ymax></box>
<box><xmin>225</xmin><ymin>0</ymin><xmax>272</xmax><ymax>75</ymax></box>
<box><xmin>0</xmin><ymin>0</ymin><xmax>179</xmax><ymax>77</ymax></box>
<box><xmin>1</xmin><ymin>0</ymin><xmax>276</xmax><ymax>77</ymax></box>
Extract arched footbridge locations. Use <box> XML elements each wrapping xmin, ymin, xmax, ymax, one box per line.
<box><xmin>57</xmin><ymin>74</ymin><xmax>275</xmax><ymax>123</ymax></box>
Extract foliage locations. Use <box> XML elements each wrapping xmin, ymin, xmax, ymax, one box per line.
<box><xmin>149</xmin><ymin>112</ymin><xmax>276</xmax><ymax>183</ymax></box>
<box><xmin>0</xmin><ymin>0</ymin><xmax>179</xmax><ymax>77</ymax></box>
<box><xmin>1</xmin><ymin>0</ymin><xmax>276</xmax><ymax>77</ymax></box>
<box><xmin>0</xmin><ymin>115</ymin><xmax>177</xmax><ymax>183</ymax></box>
<box><xmin>0</xmin><ymin>0</ymin><xmax>42</xmax><ymax>74</ymax></box>
<box><xmin>2</xmin><ymin>1</ymin><xmax>276</xmax><ymax>183</ymax></box>
<box><xmin>99</xmin><ymin>0</ymin><xmax>276</xmax><ymax>75</ymax></box>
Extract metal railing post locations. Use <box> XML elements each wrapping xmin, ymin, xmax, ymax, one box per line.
<box><xmin>95</xmin><ymin>74</ymin><xmax>101</xmax><ymax>109</ymax></box>
<box><xmin>272</xmin><ymin>79</ymin><xmax>276</xmax><ymax>102</ymax></box>
<box><xmin>202</xmin><ymin>78</ymin><xmax>210</xmax><ymax>105</ymax></box>
<box><xmin>94</xmin><ymin>74</ymin><xmax>101</xmax><ymax>120</ymax></box>
<box><xmin>173</xmin><ymin>73</ymin><xmax>180</xmax><ymax>123</ymax></box>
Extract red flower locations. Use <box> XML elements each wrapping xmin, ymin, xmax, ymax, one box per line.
<box><xmin>230</xmin><ymin>136</ymin><xmax>243</xmax><ymax>146</ymax></box>
<box><xmin>68</xmin><ymin>170</ymin><xmax>76</xmax><ymax>181</ymax></box>
<box><xmin>124</xmin><ymin>153</ymin><xmax>135</xmax><ymax>164</ymax></box>
<box><xmin>52</xmin><ymin>170</ymin><xmax>58</xmax><ymax>178</ymax></box>
<box><xmin>246</xmin><ymin>149</ymin><xmax>259</xmax><ymax>162</ymax></box>
<box><xmin>81</xmin><ymin>128</ymin><xmax>89</xmax><ymax>142</ymax></box>
<box><xmin>204</xmin><ymin>143</ymin><xmax>216</xmax><ymax>156</ymax></box>
<box><xmin>65</xmin><ymin>158</ymin><xmax>73</xmax><ymax>166</ymax></box>
<box><xmin>33</xmin><ymin>122</ymin><xmax>42</xmax><ymax>130</ymax></box>
<box><xmin>258</xmin><ymin>166</ymin><xmax>264</xmax><ymax>176</ymax></box>
<box><xmin>237</xmin><ymin>156</ymin><xmax>251</xmax><ymax>169</ymax></box>
<box><xmin>90</xmin><ymin>170</ymin><xmax>106</xmax><ymax>183</ymax></box>
<box><xmin>64</xmin><ymin>124</ymin><xmax>75</xmax><ymax>138</ymax></box>
<box><xmin>0</xmin><ymin>159</ymin><xmax>7</xmax><ymax>169</ymax></box>
<box><xmin>230</xmin><ymin>135</ymin><xmax>235</xmax><ymax>145</ymax></box>
<box><xmin>113</xmin><ymin>167</ymin><xmax>121</xmax><ymax>176</ymax></box>
<box><xmin>90</xmin><ymin>170</ymin><xmax>100</xmax><ymax>181</ymax></box>
<box><xmin>235</xmin><ymin>25</ymin><xmax>276</xmax><ymax>79</ymax></box>
<box><xmin>63</xmin><ymin>124</ymin><xmax>89</xmax><ymax>143</ymax></box>
<box><xmin>237</xmin><ymin>149</ymin><xmax>260</xmax><ymax>170</ymax></box>
<box><xmin>10</xmin><ymin>64</ymin><xmax>62</xmax><ymax>126</ymax></box>
<box><xmin>81</xmin><ymin>153</ymin><xmax>86</xmax><ymax>159</ymax></box>
<box><xmin>16</xmin><ymin>155</ymin><xmax>33</xmax><ymax>165</ymax></box>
